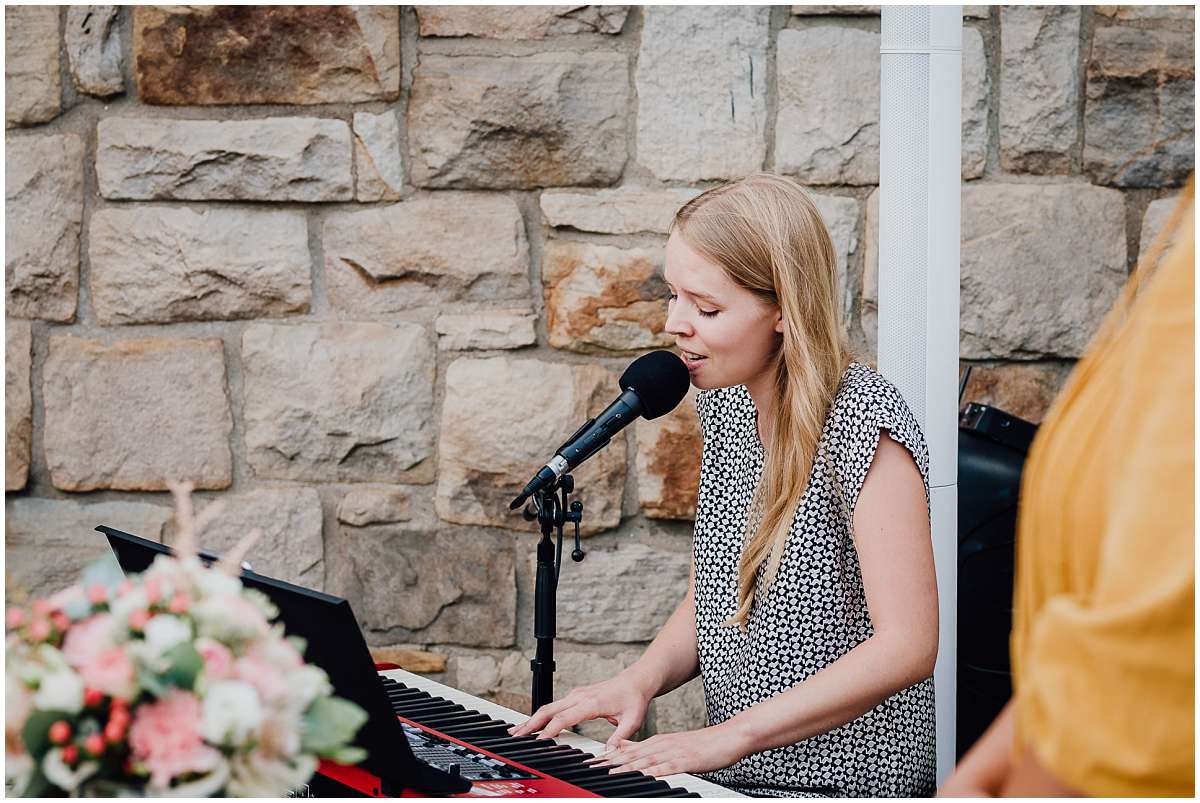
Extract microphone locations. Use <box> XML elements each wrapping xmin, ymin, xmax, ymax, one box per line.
<box><xmin>509</xmin><ymin>350</ymin><xmax>691</xmax><ymax>510</ymax></box>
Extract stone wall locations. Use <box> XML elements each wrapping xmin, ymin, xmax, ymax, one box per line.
<box><xmin>4</xmin><ymin>6</ymin><xmax>1194</xmax><ymax>739</ymax></box>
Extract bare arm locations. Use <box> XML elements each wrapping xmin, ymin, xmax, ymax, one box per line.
<box><xmin>511</xmin><ymin>563</ymin><xmax>700</xmax><ymax>748</ymax></box>
<box><xmin>719</xmin><ymin>433</ymin><xmax>939</xmax><ymax>751</ymax></box>
<box><xmin>596</xmin><ymin>432</ymin><xmax>940</xmax><ymax>777</ymax></box>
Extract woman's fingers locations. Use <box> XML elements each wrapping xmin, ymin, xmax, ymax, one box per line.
<box><xmin>604</xmin><ymin>717</ymin><xmax>643</xmax><ymax>752</ymax></box>
<box><xmin>509</xmin><ymin>697</ymin><xmax>572</xmax><ymax>736</ymax></box>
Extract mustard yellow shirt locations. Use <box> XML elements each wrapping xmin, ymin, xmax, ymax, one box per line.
<box><xmin>1011</xmin><ymin>200</ymin><xmax>1195</xmax><ymax>797</ymax></box>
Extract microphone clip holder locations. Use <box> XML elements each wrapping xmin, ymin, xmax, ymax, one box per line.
<box><xmin>520</xmin><ymin>473</ymin><xmax>585</xmax><ymax>712</ymax></box>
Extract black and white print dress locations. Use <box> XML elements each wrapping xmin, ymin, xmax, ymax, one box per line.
<box><xmin>692</xmin><ymin>362</ymin><xmax>936</xmax><ymax>798</ymax></box>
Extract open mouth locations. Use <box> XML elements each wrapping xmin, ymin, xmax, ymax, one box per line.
<box><xmin>681</xmin><ymin>351</ymin><xmax>707</xmax><ymax>368</ymax></box>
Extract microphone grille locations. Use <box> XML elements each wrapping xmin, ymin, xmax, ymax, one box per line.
<box><xmin>619</xmin><ymin>350</ymin><xmax>691</xmax><ymax>420</ymax></box>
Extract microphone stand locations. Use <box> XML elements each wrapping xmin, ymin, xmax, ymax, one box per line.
<box><xmin>521</xmin><ymin>474</ymin><xmax>585</xmax><ymax>712</ymax></box>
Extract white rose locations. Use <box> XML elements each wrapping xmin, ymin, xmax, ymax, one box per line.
<box><xmin>202</xmin><ymin>681</ymin><xmax>264</xmax><ymax>747</ymax></box>
<box><xmin>108</xmin><ymin>587</ymin><xmax>148</xmax><ymax>628</ymax></box>
<box><xmin>34</xmin><ymin>670</ymin><xmax>83</xmax><ymax>714</ymax></box>
<box><xmin>142</xmin><ymin>614</ymin><xmax>192</xmax><ymax>656</ymax></box>
<box><xmin>194</xmin><ymin>570</ymin><xmax>242</xmax><ymax>600</ymax></box>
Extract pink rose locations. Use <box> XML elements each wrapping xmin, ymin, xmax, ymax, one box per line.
<box><xmin>128</xmin><ymin>691</ymin><xmax>222</xmax><ymax>789</ymax></box>
<box><xmin>195</xmin><ymin>638</ymin><xmax>234</xmax><ymax>681</ymax></box>
<box><xmin>62</xmin><ymin>614</ymin><xmax>115</xmax><ymax>667</ymax></box>
<box><xmin>80</xmin><ymin>648</ymin><xmax>136</xmax><ymax>700</ymax></box>
<box><xmin>234</xmin><ymin>654</ymin><xmax>288</xmax><ymax>703</ymax></box>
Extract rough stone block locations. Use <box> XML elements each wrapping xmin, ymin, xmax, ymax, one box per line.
<box><xmin>415</xmin><ymin>6</ymin><xmax>628</xmax><ymax>38</ymax></box>
<box><xmin>5</xmin><ymin>6</ymin><xmax>61</xmax><ymax>127</ymax></box>
<box><xmin>242</xmin><ymin>322</ymin><xmax>436</xmax><ymax>483</ymax></box>
<box><xmin>331</xmin><ymin>526</ymin><xmax>516</xmax><ymax>647</ymax></box>
<box><xmin>540</xmin><ymin>187</ymin><xmax>701</xmax><ymax>235</ymax></box>
<box><xmin>164</xmin><ymin>487</ymin><xmax>324</xmax><ymax>589</ymax></box>
<box><xmin>962</xmin><ymin>26</ymin><xmax>989</xmax><ymax>179</ymax></box>
<box><xmin>554</xmin><ymin>543</ymin><xmax>690</xmax><ymax>643</ymax></box>
<box><xmin>1139</xmin><ymin>195</ymin><xmax>1184</xmax><ymax>270</ymax></box>
<box><xmin>354</xmin><ymin>111</ymin><xmax>404</xmax><ymax>202</ymax></box>
<box><xmin>370</xmin><ymin>647</ymin><xmax>447</xmax><ymax>674</ymax></box>
<box><xmin>89</xmin><ymin>206</ymin><xmax>311</xmax><ymax>324</ymax></box>
<box><xmin>133</xmin><ymin>6</ymin><xmax>399</xmax><ymax>104</ymax></box>
<box><xmin>66</xmin><ymin>6</ymin><xmax>124</xmax><ymax>97</ymax></box>
<box><xmin>323</xmin><ymin>194</ymin><xmax>530</xmax><ymax>313</ymax></box>
<box><xmin>810</xmin><ymin>192</ymin><xmax>861</xmax><ymax>318</ymax></box>
<box><xmin>865</xmin><ymin>183</ymin><xmax>1128</xmax><ymax>359</ymax></box>
<box><xmin>776</xmin><ymin>27</ymin><xmax>880</xmax><ymax>185</ymax></box>
<box><xmin>637</xmin><ymin>387</ymin><xmax>701</xmax><ymax>521</ymax></box>
<box><xmin>409</xmin><ymin>53</ymin><xmax>627</xmax><ymax>189</ymax></box>
<box><xmin>543</xmin><ymin>241</ymin><xmax>670</xmax><ymax>354</ymax></box>
<box><xmin>43</xmin><ymin>336</ymin><xmax>233</xmax><ymax>491</ymax></box>
<box><xmin>337</xmin><ymin>487</ymin><xmax>412</xmax><ymax>526</ymax></box>
<box><xmin>651</xmin><ymin>676</ymin><xmax>708</xmax><ymax>733</ymax></box>
<box><xmin>436</xmin><ymin>357</ymin><xmax>626</xmax><ymax>534</ymax></box>
<box><xmin>6</xmin><ymin>498</ymin><xmax>173</xmax><ymax>601</ymax></box>
<box><xmin>6</xmin><ymin>134</ymin><xmax>84</xmax><ymax>322</ymax></box>
<box><xmin>1084</xmin><ymin>26</ymin><xmax>1195</xmax><ymax>187</ymax></box>
<box><xmin>435</xmin><ymin>309</ymin><xmax>538</xmax><ymax>351</ymax></box>
<box><xmin>958</xmin><ymin>184</ymin><xmax>1126</xmax><ymax>358</ymax></box>
<box><xmin>1096</xmin><ymin>6</ymin><xmax>1195</xmax><ymax>21</ymax></box>
<box><xmin>999</xmin><ymin>6</ymin><xmax>1082</xmax><ymax>174</ymax></box>
<box><xmin>96</xmin><ymin>117</ymin><xmax>353</xmax><ymax>201</ymax></box>
<box><xmin>960</xmin><ymin>361</ymin><xmax>1075</xmax><ymax>423</ymax></box>
<box><xmin>636</xmin><ymin>7</ymin><xmax>769</xmax><ymax>181</ymax></box>
<box><xmin>6</xmin><ymin>321</ymin><xmax>32</xmax><ymax>491</ymax></box>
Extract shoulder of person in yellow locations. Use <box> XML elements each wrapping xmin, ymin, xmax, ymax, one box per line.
<box><xmin>1011</xmin><ymin>176</ymin><xmax>1195</xmax><ymax>797</ymax></box>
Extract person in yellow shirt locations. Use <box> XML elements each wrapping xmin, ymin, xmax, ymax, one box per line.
<box><xmin>940</xmin><ymin>177</ymin><xmax>1195</xmax><ymax>796</ymax></box>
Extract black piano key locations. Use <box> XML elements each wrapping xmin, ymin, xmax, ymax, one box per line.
<box><xmin>468</xmin><ymin>734</ymin><xmax>543</xmax><ymax>749</ymax></box>
<box><xmin>644</xmin><ymin>790</ymin><xmax>702</xmax><ymax>797</ymax></box>
<box><xmin>501</xmin><ymin>745</ymin><xmax>580</xmax><ymax>763</ymax></box>
<box><xmin>437</xmin><ymin>724</ymin><xmax>512</xmax><ymax>741</ymax></box>
<box><xmin>393</xmin><ymin>700</ymin><xmax>466</xmax><ymax>716</ymax></box>
<box><xmin>582</xmin><ymin>777</ymin><xmax>674</xmax><ymax>796</ymax></box>
<box><xmin>414</xmin><ymin>712</ymin><xmax>494</xmax><ymax>729</ymax></box>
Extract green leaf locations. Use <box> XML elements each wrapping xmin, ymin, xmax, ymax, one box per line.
<box><xmin>20</xmin><ymin>710</ymin><xmax>69</xmax><ymax>760</ymax></box>
<box><xmin>325</xmin><ymin>745</ymin><xmax>367</xmax><ymax>765</ymax></box>
<box><xmin>301</xmin><ymin>696</ymin><xmax>368</xmax><ymax>755</ymax></box>
<box><xmin>80</xmin><ymin>555</ymin><xmax>125</xmax><ymax>595</ymax></box>
<box><xmin>160</xmin><ymin>642</ymin><xmax>203</xmax><ymax>691</ymax></box>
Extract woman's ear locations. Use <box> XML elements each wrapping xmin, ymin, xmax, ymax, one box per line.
<box><xmin>774</xmin><ymin>308</ymin><xmax>784</xmax><ymax>334</ymax></box>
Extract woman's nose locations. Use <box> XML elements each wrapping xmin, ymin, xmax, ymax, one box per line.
<box><xmin>664</xmin><ymin>302</ymin><xmax>692</xmax><ymax>337</ymax></box>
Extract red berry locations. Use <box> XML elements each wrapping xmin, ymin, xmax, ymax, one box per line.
<box><xmin>84</xmin><ymin>733</ymin><xmax>105</xmax><ymax>756</ymax></box>
<box><xmin>48</xmin><ymin>720</ymin><xmax>71</xmax><ymax>744</ymax></box>
<box><xmin>50</xmin><ymin>611</ymin><xmax>70</xmax><ymax>632</ymax></box>
<box><xmin>104</xmin><ymin>720</ymin><xmax>124</xmax><ymax>743</ymax></box>
<box><xmin>61</xmin><ymin>745</ymin><xmax>79</xmax><ymax>764</ymax></box>
<box><xmin>83</xmin><ymin>688</ymin><xmax>104</xmax><ymax>708</ymax></box>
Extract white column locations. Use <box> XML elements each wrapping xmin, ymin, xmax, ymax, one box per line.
<box><xmin>879</xmin><ymin>5</ymin><xmax>962</xmax><ymax>784</ymax></box>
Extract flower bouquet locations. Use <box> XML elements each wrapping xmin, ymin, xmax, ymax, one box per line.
<box><xmin>5</xmin><ymin>483</ymin><xmax>368</xmax><ymax>796</ymax></box>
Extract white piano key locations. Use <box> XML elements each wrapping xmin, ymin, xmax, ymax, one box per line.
<box><xmin>379</xmin><ymin>668</ymin><xmax>742</xmax><ymax>798</ymax></box>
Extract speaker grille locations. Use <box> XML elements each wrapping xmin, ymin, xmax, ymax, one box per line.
<box><xmin>881</xmin><ymin>6</ymin><xmax>930</xmax><ymax>51</ymax></box>
<box><xmin>878</xmin><ymin>52</ymin><xmax>930</xmax><ymax>425</ymax></box>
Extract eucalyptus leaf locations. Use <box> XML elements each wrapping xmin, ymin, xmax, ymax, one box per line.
<box><xmin>160</xmin><ymin>642</ymin><xmax>203</xmax><ymax>691</ymax></box>
<box><xmin>302</xmin><ymin>697</ymin><xmax>368</xmax><ymax>755</ymax></box>
<box><xmin>20</xmin><ymin>709</ymin><xmax>68</xmax><ymax>759</ymax></box>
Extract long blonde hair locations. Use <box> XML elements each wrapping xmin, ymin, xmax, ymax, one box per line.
<box><xmin>672</xmin><ymin>173</ymin><xmax>851</xmax><ymax>627</ymax></box>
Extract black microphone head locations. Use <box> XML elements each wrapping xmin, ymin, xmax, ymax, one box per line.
<box><xmin>619</xmin><ymin>350</ymin><xmax>691</xmax><ymax>420</ymax></box>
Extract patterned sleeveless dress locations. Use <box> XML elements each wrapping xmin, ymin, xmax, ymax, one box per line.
<box><xmin>692</xmin><ymin>362</ymin><xmax>936</xmax><ymax>797</ymax></box>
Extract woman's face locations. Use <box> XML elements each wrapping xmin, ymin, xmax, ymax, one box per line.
<box><xmin>663</xmin><ymin>231</ymin><xmax>783</xmax><ymax>390</ymax></box>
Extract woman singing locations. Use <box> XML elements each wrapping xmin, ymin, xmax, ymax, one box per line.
<box><xmin>512</xmin><ymin>173</ymin><xmax>938</xmax><ymax>797</ymax></box>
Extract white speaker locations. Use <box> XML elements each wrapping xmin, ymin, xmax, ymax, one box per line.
<box><xmin>879</xmin><ymin>5</ymin><xmax>962</xmax><ymax>784</ymax></box>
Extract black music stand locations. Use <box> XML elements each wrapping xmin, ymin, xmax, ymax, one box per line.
<box><xmin>98</xmin><ymin>525</ymin><xmax>471</xmax><ymax>796</ymax></box>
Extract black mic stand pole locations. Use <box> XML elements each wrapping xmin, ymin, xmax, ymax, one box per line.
<box><xmin>522</xmin><ymin>474</ymin><xmax>585</xmax><ymax>712</ymax></box>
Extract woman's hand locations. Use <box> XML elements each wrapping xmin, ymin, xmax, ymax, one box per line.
<box><xmin>587</xmin><ymin>724</ymin><xmax>749</xmax><ymax>778</ymax></box>
<box><xmin>508</xmin><ymin>672</ymin><xmax>655</xmax><ymax>751</ymax></box>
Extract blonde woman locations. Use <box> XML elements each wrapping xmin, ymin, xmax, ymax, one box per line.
<box><xmin>512</xmin><ymin>173</ymin><xmax>939</xmax><ymax>797</ymax></box>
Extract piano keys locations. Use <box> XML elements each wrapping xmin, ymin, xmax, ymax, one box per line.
<box><xmin>312</xmin><ymin>667</ymin><xmax>740</xmax><ymax>798</ymax></box>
